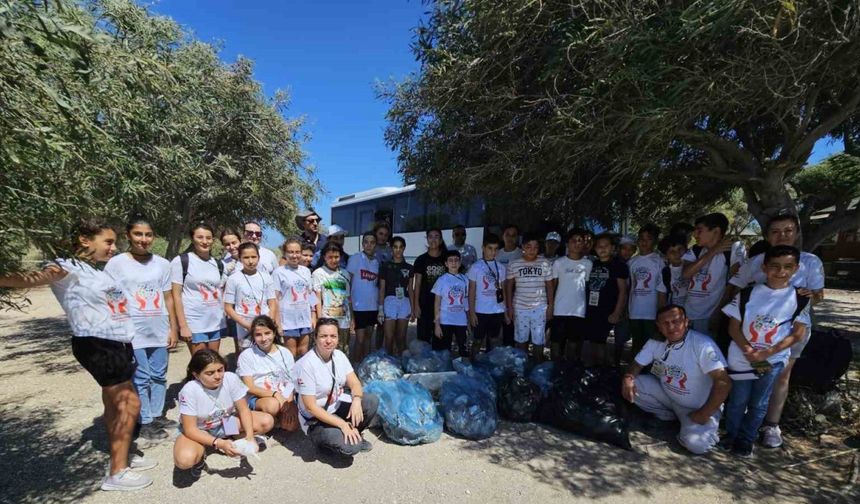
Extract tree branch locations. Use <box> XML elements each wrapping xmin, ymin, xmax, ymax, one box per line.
<box><xmin>803</xmin><ymin>207</ymin><xmax>860</xmax><ymax>252</ymax></box>
<box><xmin>675</xmin><ymin>127</ymin><xmax>761</xmax><ymax>176</ymax></box>
<box><xmin>785</xmin><ymin>86</ymin><xmax>860</xmax><ymax>165</ymax></box>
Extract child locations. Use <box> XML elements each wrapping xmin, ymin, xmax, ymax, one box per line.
<box><xmin>585</xmin><ymin>233</ymin><xmax>629</xmax><ymax>366</ymax></box>
<box><xmin>618</xmin><ymin>235</ymin><xmax>637</xmax><ymax>262</ymax></box>
<box><xmin>312</xmin><ymin>242</ymin><xmax>354</xmax><ymax>354</ymax></box>
<box><xmin>378</xmin><ymin>236</ymin><xmax>413</xmax><ymax>357</ymax></box>
<box><xmin>220</xmin><ymin>228</ymin><xmax>243</xmax><ymax>277</ymax></box>
<box><xmin>273</xmin><ymin>237</ymin><xmax>316</xmax><ymax>357</ymax></box>
<box><xmin>551</xmin><ymin>228</ymin><xmax>592</xmax><ymax>361</ymax></box>
<box><xmin>657</xmin><ymin>235</ymin><xmax>689</xmax><ymax>308</ymax></box>
<box><xmin>720</xmin><ymin>245</ymin><xmax>810</xmax><ymax>458</ymax></box>
<box><xmin>347</xmin><ymin>232</ymin><xmax>380</xmax><ymax>362</ymax></box>
<box><xmin>224</xmin><ymin>243</ymin><xmax>277</xmax><ymax>352</ymax></box>
<box><xmin>300</xmin><ymin>242</ymin><xmax>316</xmax><ymax>269</ymax></box>
<box><xmin>497</xmin><ymin>224</ymin><xmax>522</xmax><ymax>347</ymax></box>
<box><xmin>432</xmin><ymin>250</ymin><xmax>470</xmax><ymax>356</ymax></box>
<box><xmin>543</xmin><ymin>231</ymin><xmax>562</xmax><ymax>264</ymax></box>
<box><xmin>505</xmin><ymin>233</ymin><xmax>554</xmax><ymax>361</ymax></box>
<box><xmin>467</xmin><ymin>233</ymin><xmax>507</xmax><ymax>356</ymax></box>
<box><xmin>626</xmin><ymin>224</ymin><xmax>665</xmax><ymax>357</ymax></box>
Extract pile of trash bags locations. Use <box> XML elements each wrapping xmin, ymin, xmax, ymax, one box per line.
<box><xmin>474</xmin><ymin>346</ymin><xmax>528</xmax><ymax>382</ymax></box>
<box><xmin>528</xmin><ymin>361</ymin><xmax>556</xmax><ymax>398</ymax></box>
<box><xmin>498</xmin><ymin>376</ymin><xmax>542</xmax><ymax>422</ymax></box>
<box><xmin>452</xmin><ymin>358</ymin><xmax>497</xmax><ymax>400</ymax></box>
<box><xmin>402</xmin><ymin>340</ymin><xmax>453</xmax><ymax>373</ymax></box>
<box><xmin>364</xmin><ymin>379</ymin><xmax>443</xmax><ymax>445</ymax></box>
<box><xmin>357</xmin><ymin>350</ymin><xmax>404</xmax><ymax>383</ymax></box>
<box><xmin>439</xmin><ymin>374</ymin><xmax>498</xmax><ymax>440</ymax></box>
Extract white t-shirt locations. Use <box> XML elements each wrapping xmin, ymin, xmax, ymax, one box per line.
<box><xmin>170</xmin><ymin>253</ymin><xmax>225</xmax><ymax>333</ymax></box>
<box><xmin>467</xmin><ymin>259</ymin><xmax>507</xmax><ymax>314</ymax></box>
<box><xmin>295</xmin><ymin>349</ymin><xmax>354</xmax><ymax>433</ymax></box>
<box><xmin>273</xmin><ymin>265</ymin><xmax>314</xmax><ymax>330</ymax></box>
<box><xmin>237</xmin><ymin>344</ymin><xmax>296</xmax><ymax>398</ymax></box>
<box><xmin>729</xmin><ymin>251</ymin><xmax>825</xmax><ymax>292</ymax></box>
<box><xmin>731</xmin><ymin>241</ymin><xmax>747</xmax><ymax>267</ymax></box>
<box><xmin>681</xmin><ymin>247</ymin><xmax>739</xmax><ymax>320</ymax></box>
<box><xmin>431</xmin><ymin>272</ymin><xmax>470</xmax><ymax>326</ymax></box>
<box><xmin>627</xmin><ymin>253</ymin><xmax>666</xmax><ymax>320</ymax></box>
<box><xmin>657</xmin><ymin>264</ymin><xmax>688</xmax><ymax>308</ymax></box>
<box><xmin>635</xmin><ymin>330</ymin><xmax>726</xmax><ymax>410</ymax></box>
<box><xmin>496</xmin><ymin>247</ymin><xmax>523</xmax><ymax>266</ymax></box>
<box><xmin>346</xmin><ymin>253</ymin><xmax>379</xmax><ymax>311</ymax></box>
<box><xmin>552</xmin><ymin>256</ymin><xmax>593</xmax><ymax>317</ymax></box>
<box><xmin>257</xmin><ymin>247</ymin><xmax>280</xmax><ymax>275</ymax></box>
<box><xmin>105</xmin><ymin>253</ymin><xmax>171</xmax><ymax>349</ymax></box>
<box><xmin>48</xmin><ymin>258</ymin><xmax>135</xmax><ymax>343</ymax></box>
<box><xmin>224</xmin><ymin>270</ymin><xmax>276</xmax><ymax>340</ymax></box>
<box><xmin>312</xmin><ymin>266</ymin><xmax>352</xmax><ymax>329</ymax></box>
<box><xmin>222</xmin><ymin>254</ymin><xmax>241</xmax><ymax>278</ymax></box>
<box><xmin>722</xmin><ymin>284</ymin><xmax>812</xmax><ymax>373</ymax></box>
<box><xmin>508</xmin><ymin>257</ymin><xmax>553</xmax><ymax>310</ymax></box>
<box><xmin>178</xmin><ymin>372</ymin><xmax>248</xmax><ymax>434</ymax></box>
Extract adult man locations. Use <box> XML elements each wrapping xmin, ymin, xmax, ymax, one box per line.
<box><xmin>622</xmin><ymin>305</ymin><xmax>731</xmax><ymax>455</ymax></box>
<box><xmin>243</xmin><ymin>221</ymin><xmax>279</xmax><ymax>275</ymax></box>
<box><xmin>447</xmin><ymin>224</ymin><xmax>478</xmax><ymax>270</ymax></box>
<box><xmin>295</xmin><ymin>209</ymin><xmax>328</xmax><ymax>265</ymax></box>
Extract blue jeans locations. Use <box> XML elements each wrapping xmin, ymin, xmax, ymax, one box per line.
<box><xmin>725</xmin><ymin>361</ymin><xmax>785</xmax><ymax>443</ymax></box>
<box><xmin>133</xmin><ymin>347</ymin><xmax>169</xmax><ymax>425</ymax></box>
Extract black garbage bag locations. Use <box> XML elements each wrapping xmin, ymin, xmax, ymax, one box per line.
<box><xmin>498</xmin><ymin>376</ymin><xmax>541</xmax><ymax>422</ymax></box>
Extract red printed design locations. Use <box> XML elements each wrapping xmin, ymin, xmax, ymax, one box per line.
<box><xmin>749</xmin><ymin>315</ymin><xmax>778</xmax><ymax>344</ymax></box>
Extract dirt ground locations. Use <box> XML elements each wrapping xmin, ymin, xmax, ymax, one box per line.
<box><xmin>1</xmin><ymin>287</ymin><xmax>858</xmax><ymax>504</ymax></box>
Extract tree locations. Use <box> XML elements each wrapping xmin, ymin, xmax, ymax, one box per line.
<box><xmin>382</xmin><ymin>0</ymin><xmax>860</xmax><ymax>249</ymax></box>
<box><xmin>793</xmin><ymin>152</ymin><xmax>860</xmax><ymax>250</ymax></box>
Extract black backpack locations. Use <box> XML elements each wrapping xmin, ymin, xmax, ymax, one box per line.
<box><xmin>180</xmin><ymin>252</ymin><xmax>224</xmax><ymax>283</ymax></box>
<box><xmin>661</xmin><ymin>266</ymin><xmax>672</xmax><ymax>303</ymax></box>
<box><xmin>738</xmin><ymin>285</ymin><xmax>810</xmax><ymax>331</ymax></box>
<box><xmin>790</xmin><ymin>327</ymin><xmax>853</xmax><ymax>393</ymax></box>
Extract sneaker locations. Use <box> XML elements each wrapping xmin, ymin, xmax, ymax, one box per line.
<box><xmin>190</xmin><ymin>460</ymin><xmax>206</xmax><ymax>479</ymax></box>
<box><xmin>101</xmin><ymin>468</ymin><xmax>153</xmax><ymax>491</ymax></box>
<box><xmin>732</xmin><ymin>439</ymin><xmax>754</xmax><ymax>459</ymax></box>
<box><xmin>716</xmin><ymin>436</ymin><xmax>735</xmax><ymax>452</ymax></box>
<box><xmin>760</xmin><ymin>424</ymin><xmax>783</xmax><ymax>448</ymax></box>
<box><xmin>139</xmin><ymin>423</ymin><xmax>169</xmax><ymax>441</ymax></box>
<box><xmin>152</xmin><ymin>417</ymin><xmax>179</xmax><ymax>430</ymax></box>
<box><xmin>130</xmin><ymin>455</ymin><xmax>158</xmax><ymax>471</ymax></box>
<box><xmin>359</xmin><ymin>439</ymin><xmax>373</xmax><ymax>452</ymax></box>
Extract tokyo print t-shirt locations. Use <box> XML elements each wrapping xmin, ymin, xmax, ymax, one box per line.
<box><xmin>312</xmin><ymin>266</ymin><xmax>352</xmax><ymax>329</ymax></box>
<box><xmin>273</xmin><ymin>265</ymin><xmax>314</xmax><ymax>331</ymax></box>
<box><xmin>237</xmin><ymin>344</ymin><xmax>296</xmax><ymax>398</ymax></box>
<box><xmin>552</xmin><ymin>256</ymin><xmax>593</xmax><ymax>318</ymax></box>
<box><xmin>178</xmin><ymin>372</ymin><xmax>248</xmax><ymax>434</ymax></box>
<box><xmin>508</xmin><ymin>257</ymin><xmax>553</xmax><ymax>310</ymax></box>
<box><xmin>627</xmin><ymin>253</ymin><xmax>665</xmax><ymax>320</ymax></box>
<box><xmin>224</xmin><ymin>270</ymin><xmax>276</xmax><ymax>340</ymax></box>
<box><xmin>105</xmin><ymin>253</ymin><xmax>172</xmax><ymax>348</ymax></box>
<box><xmin>431</xmin><ymin>272</ymin><xmax>470</xmax><ymax>326</ymax></box>
<box><xmin>467</xmin><ymin>259</ymin><xmax>507</xmax><ymax>315</ymax></box>
<box><xmin>346</xmin><ymin>253</ymin><xmax>380</xmax><ymax>311</ymax></box>
<box><xmin>49</xmin><ymin>258</ymin><xmax>135</xmax><ymax>343</ymax></box>
<box><xmin>681</xmin><ymin>247</ymin><xmax>737</xmax><ymax>320</ymax></box>
<box><xmin>170</xmin><ymin>253</ymin><xmax>225</xmax><ymax>333</ymax></box>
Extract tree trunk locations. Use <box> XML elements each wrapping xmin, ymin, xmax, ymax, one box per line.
<box><xmin>165</xmin><ymin>222</ymin><xmax>184</xmax><ymax>259</ymax></box>
<box><xmin>803</xmin><ymin>209</ymin><xmax>860</xmax><ymax>253</ymax></box>
<box><xmin>741</xmin><ymin>169</ymin><xmax>798</xmax><ymax>239</ymax></box>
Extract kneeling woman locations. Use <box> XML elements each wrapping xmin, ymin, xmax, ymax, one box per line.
<box><xmin>295</xmin><ymin>318</ymin><xmax>378</xmax><ymax>456</ymax></box>
<box><xmin>237</xmin><ymin>316</ymin><xmax>299</xmax><ymax>432</ymax></box>
<box><xmin>174</xmin><ymin>350</ymin><xmax>274</xmax><ymax>475</ymax></box>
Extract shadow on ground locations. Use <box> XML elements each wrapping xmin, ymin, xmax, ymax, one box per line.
<box><xmin>0</xmin><ymin>316</ymin><xmax>79</xmax><ymax>375</ymax></box>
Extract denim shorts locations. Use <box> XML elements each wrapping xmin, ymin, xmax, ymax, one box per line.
<box><xmin>247</xmin><ymin>396</ymin><xmax>258</xmax><ymax>410</ymax></box>
<box><xmin>191</xmin><ymin>329</ymin><xmax>222</xmax><ymax>344</ymax></box>
<box><xmin>283</xmin><ymin>327</ymin><xmax>312</xmax><ymax>338</ymax></box>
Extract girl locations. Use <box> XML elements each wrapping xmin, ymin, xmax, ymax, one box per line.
<box><xmin>105</xmin><ymin>214</ymin><xmax>178</xmax><ymax>443</ymax></box>
<box><xmin>219</xmin><ymin>228</ymin><xmax>243</xmax><ymax>342</ymax></box>
<box><xmin>0</xmin><ymin>219</ymin><xmax>153</xmax><ymax>491</ymax></box>
<box><xmin>411</xmin><ymin>228</ymin><xmax>446</xmax><ymax>343</ymax></box>
<box><xmin>373</xmin><ymin>221</ymin><xmax>393</xmax><ymax>264</ymax></box>
<box><xmin>312</xmin><ymin>242</ymin><xmax>354</xmax><ymax>355</ymax></box>
<box><xmin>274</xmin><ymin>237</ymin><xmax>316</xmax><ymax>357</ymax></box>
<box><xmin>171</xmin><ymin>223</ymin><xmax>225</xmax><ymax>355</ymax></box>
<box><xmin>378</xmin><ymin>236</ymin><xmax>413</xmax><ymax>356</ymax></box>
<box><xmin>432</xmin><ymin>250</ymin><xmax>470</xmax><ymax>356</ymax></box>
<box><xmin>237</xmin><ymin>316</ymin><xmax>299</xmax><ymax>432</ymax></box>
<box><xmin>224</xmin><ymin>243</ymin><xmax>277</xmax><ymax>352</ymax></box>
<box><xmin>174</xmin><ymin>349</ymin><xmax>274</xmax><ymax>476</ymax></box>
<box><xmin>347</xmin><ymin>232</ymin><xmax>379</xmax><ymax>363</ymax></box>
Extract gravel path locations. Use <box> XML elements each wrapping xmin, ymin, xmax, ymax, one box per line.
<box><xmin>1</xmin><ymin>287</ymin><xmax>858</xmax><ymax>504</ymax></box>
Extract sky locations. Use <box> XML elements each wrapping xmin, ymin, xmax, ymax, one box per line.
<box><xmin>148</xmin><ymin>1</ymin><xmax>844</xmax><ymax>248</ymax></box>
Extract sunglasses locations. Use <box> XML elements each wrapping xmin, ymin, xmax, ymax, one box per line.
<box><xmin>305</xmin><ymin>218</ymin><xmax>320</xmax><ymax>224</ymax></box>
<box><xmin>244</xmin><ymin>230</ymin><xmax>263</xmax><ymax>237</ymax></box>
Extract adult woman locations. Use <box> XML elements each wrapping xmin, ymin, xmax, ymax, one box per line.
<box><xmin>0</xmin><ymin>219</ymin><xmax>153</xmax><ymax>491</ymax></box>
<box><xmin>295</xmin><ymin>318</ymin><xmax>378</xmax><ymax>457</ymax></box>
<box><xmin>174</xmin><ymin>349</ymin><xmax>274</xmax><ymax>477</ymax></box>
<box><xmin>237</xmin><ymin>316</ymin><xmax>299</xmax><ymax>432</ymax></box>
<box><xmin>170</xmin><ymin>223</ymin><xmax>225</xmax><ymax>354</ymax></box>
<box><xmin>411</xmin><ymin>228</ymin><xmax>447</xmax><ymax>343</ymax></box>
<box><xmin>274</xmin><ymin>237</ymin><xmax>316</xmax><ymax>357</ymax></box>
<box><xmin>378</xmin><ymin>236</ymin><xmax>413</xmax><ymax>356</ymax></box>
<box><xmin>220</xmin><ymin>228</ymin><xmax>243</xmax><ymax>277</ymax></box>
<box><xmin>105</xmin><ymin>214</ymin><xmax>178</xmax><ymax>442</ymax></box>
<box><xmin>373</xmin><ymin>221</ymin><xmax>393</xmax><ymax>264</ymax></box>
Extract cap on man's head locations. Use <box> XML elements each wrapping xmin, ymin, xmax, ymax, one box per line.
<box><xmin>327</xmin><ymin>224</ymin><xmax>347</xmax><ymax>237</ymax></box>
<box><xmin>294</xmin><ymin>209</ymin><xmax>321</xmax><ymax>230</ymax></box>
<box><xmin>619</xmin><ymin>235</ymin><xmax>636</xmax><ymax>246</ymax></box>
<box><xmin>545</xmin><ymin>232</ymin><xmax>561</xmax><ymax>243</ymax></box>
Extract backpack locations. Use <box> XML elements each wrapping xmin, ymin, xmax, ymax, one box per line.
<box><xmin>690</xmin><ymin>245</ymin><xmax>733</xmax><ymax>282</ymax></box>
<box><xmin>790</xmin><ymin>327</ymin><xmax>853</xmax><ymax>393</ymax></box>
<box><xmin>661</xmin><ymin>265</ymin><xmax>672</xmax><ymax>303</ymax></box>
<box><xmin>180</xmin><ymin>252</ymin><xmax>224</xmax><ymax>283</ymax></box>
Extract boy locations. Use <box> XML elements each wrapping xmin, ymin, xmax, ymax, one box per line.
<box><xmin>497</xmin><ymin>224</ymin><xmax>523</xmax><ymax>346</ymax></box>
<box><xmin>505</xmin><ymin>233</ymin><xmax>554</xmax><ymax>361</ymax></box>
<box><xmin>224</xmin><ymin>242</ymin><xmax>278</xmax><ymax>351</ymax></box>
<box><xmin>300</xmin><ymin>243</ymin><xmax>316</xmax><ymax>269</ymax></box>
<box><xmin>585</xmin><ymin>233</ymin><xmax>629</xmax><ymax>366</ymax></box>
<box><xmin>432</xmin><ymin>250</ymin><xmax>470</xmax><ymax>356</ymax></box>
<box><xmin>448</xmin><ymin>224</ymin><xmax>479</xmax><ymax>270</ymax></box>
<box><xmin>627</xmin><ymin>224</ymin><xmax>665</xmax><ymax>356</ymax></box>
<box><xmin>618</xmin><ymin>235</ymin><xmax>637</xmax><ymax>263</ymax></box>
<box><xmin>682</xmin><ymin>213</ymin><xmax>741</xmax><ymax>337</ymax></box>
<box><xmin>657</xmin><ymin>235</ymin><xmax>689</xmax><ymax>308</ymax></box>
<box><xmin>551</xmin><ymin>228</ymin><xmax>592</xmax><ymax>361</ymax></box>
<box><xmin>543</xmin><ymin>232</ymin><xmax>562</xmax><ymax>263</ymax></box>
<box><xmin>467</xmin><ymin>233</ymin><xmax>507</xmax><ymax>356</ymax></box>
<box><xmin>720</xmin><ymin>245</ymin><xmax>810</xmax><ymax>458</ymax></box>
<box><xmin>347</xmin><ymin>232</ymin><xmax>380</xmax><ymax>362</ymax></box>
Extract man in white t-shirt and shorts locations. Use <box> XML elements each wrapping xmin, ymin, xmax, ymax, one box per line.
<box><xmin>505</xmin><ymin>233</ymin><xmax>554</xmax><ymax>362</ymax></box>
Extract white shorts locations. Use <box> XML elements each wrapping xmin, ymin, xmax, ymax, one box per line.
<box><xmin>383</xmin><ymin>296</ymin><xmax>411</xmax><ymax>320</ymax></box>
<box><xmin>514</xmin><ymin>307</ymin><xmax>546</xmax><ymax>345</ymax></box>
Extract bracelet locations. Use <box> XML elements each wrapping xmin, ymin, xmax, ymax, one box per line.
<box><xmin>212</xmin><ymin>438</ymin><xmax>219</xmax><ymax>449</ymax></box>
<box><xmin>272</xmin><ymin>391</ymin><xmax>277</xmax><ymax>398</ymax></box>
<box><xmin>353</xmin><ymin>394</ymin><xmax>363</xmax><ymax>399</ymax></box>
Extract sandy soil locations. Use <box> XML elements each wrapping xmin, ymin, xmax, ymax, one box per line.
<box><xmin>1</xmin><ymin>287</ymin><xmax>858</xmax><ymax>504</ymax></box>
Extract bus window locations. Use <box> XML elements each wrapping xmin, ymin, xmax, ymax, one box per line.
<box><xmin>395</xmin><ymin>192</ymin><xmax>425</xmax><ymax>232</ymax></box>
<box><xmin>356</xmin><ymin>202</ymin><xmax>376</xmax><ymax>234</ymax></box>
<box><xmin>373</xmin><ymin>197</ymin><xmax>395</xmax><ymax>230</ymax></box>
<box><xmin>332</xmin><ymin>205</ymin><xmax>356</xmax><ymax>236</ymax></box>
<box><xmin>466</xmin><ymin>198</ymin><xmax>486</xmax><ymax>227</ymax></box>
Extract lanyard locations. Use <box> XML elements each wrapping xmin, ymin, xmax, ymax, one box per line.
<box><xmin>202</xmin><ymin>382</ymin><xmax>229</xmax><ymax>413</ymax></box>
<box><xmin>483</xmin><ymin>259</ymin><xmax>500</xmax><ymax>288</ymax></box>
<box><xmin>661</xmin><ymin>333</ymin><xmax>688</xmax><ymax>362</ymax></box>
<box><xmin>259</xmin><ymin>344</ymin><xmax>291</xmax><ymax>381</ymax></box>
<box><xmin>242</xmin><ymin>272</ymin><xmax>266</xmax><ymax>311</ymax></box>
<box><xmin>313</xmin><ymin>348</ymin><xmax>337</xmax><ymax>409</ymax></box>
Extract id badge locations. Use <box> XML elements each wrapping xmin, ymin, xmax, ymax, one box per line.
<box><xmin>222</xmin><ymin>415</ymin><xmax>240</xmax><ymax>436</ymax></box>
<box><xmin>650</xmin><ymin>360</ymin><xmax>666</xmax><ymax>378</ymax></box>
<box><xmin>588</xmin><ymin>290</ymin><xmax>600</xmax><ymax>306</ymax></box>
<box><xmin>395</xmin><ymin>286</ymin><xmax>405</xmax><ymax>299</ymax></box>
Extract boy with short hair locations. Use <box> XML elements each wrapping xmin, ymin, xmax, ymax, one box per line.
<box><xmin>347</xmin><ymin>232</ymin><xmax>380</xmax><ymax>362</ymax></box>
<box><xmin>618</xmin><ymin>235</ymin><xmax>637</xmax><ymax>263</ymax></box>
<box><xmin>720</xmin><ymin>245</ymin><xmax>810</xmax><ymax>458</ymax></box>
<box><xmin>497</xmin><ymin>224</ymin><xmax>523</xmax><ymax>346</ymax></box>
<box><xmin>585</xmin><ymin>234</ymin><xmax>629</xmax><ymax>366</ymax></box>
<box><xmin>551</xmin><ymin>228</ymin><xmax>592</xmax><ymax>361</ymax></box>
<box><xmin>467</xmin><ymin>233</ymin><xmax>507</xmax><ymax>356</ymax></box>
<box><xmin>505</xmin><ymin>233</ymin><xmax>554</xmax><ymax>361</ymax></box>
<box><xmin>657</xmin><ymin>235</ymin><xmax>689</xmax><ymax>308</ymax></box>
<box><xmin>627</xmin><ymin>224</ymin><xmax>665</xmax><ymax>356</ymax></box>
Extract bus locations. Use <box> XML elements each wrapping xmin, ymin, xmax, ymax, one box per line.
<box><xmin>330</xmin><ymin>185</ymin><xmax>489</xmax><ymax>261</ymax></box>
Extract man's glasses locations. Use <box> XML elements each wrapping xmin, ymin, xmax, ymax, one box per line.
<box><xmin>454</xmin><ymin>232</ymin><xmax>465</xmax><ymax>237</ymax></box>
<box><xmin>245</xmin><ymin>230</ymin><xmax>262</xmax><ymax>237</ymax></box>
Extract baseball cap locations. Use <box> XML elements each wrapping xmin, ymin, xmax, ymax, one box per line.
<box><xmin>545</xmin><ymin>232</ymin><xmax>561</xmax><ymax>242</ymax></box>
<box><xmin>327</xmin><ymin>224</ymin><xmax>347</xmax><ymax>237</ymax></box>
<box><xmin>619</xmin><ymin>235</ymin><xmax>636</xmax><ymax>246</ymax></box>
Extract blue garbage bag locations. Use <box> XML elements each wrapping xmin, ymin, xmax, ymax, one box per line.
<box><xmin>528</xmin><ymin>361</ymin><xmax>556</xmax><ymax>398</ymax></box>
<box><xmin>403</xmin><ymin>346</ymin><xmax>453</xmax><ymax>374</ymax></box>
<box><xmin>439</xmin><ymin>375</ymin><xmax>497</xmax><ymax>440</ymax></box>
<box><xmin>365</xmin><ymin>380</ymin><xmax>443</xmax><ymax>445</ymax></box>
<box><xmin>452</xmin><ymin>357</ymin><xmax>497</xmax><ymax>401</ymax></box>
<box><xmin>474</xmin><ymin>346</ymin><xmax>528</xmax><ymax>382</ymax></box>
<box><xmin>357</xmin><ymin>350</ymin><xmax>404</xmax><ymax>383</ymax></box>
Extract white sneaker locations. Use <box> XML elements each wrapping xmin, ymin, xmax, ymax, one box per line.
<box><xmin>100</xmin><ymin>467</ymin><xmax>153</xmax><ymax>491</ymax></box>
<box><xmin>130</xmin><ymin>455</ymin><xmax>158</xmax><ymax>471</ymax></box>
<box><xmin>760</xmin><ymin>425</ymin><xmax>783</xmax><ymax>448</ymax></box>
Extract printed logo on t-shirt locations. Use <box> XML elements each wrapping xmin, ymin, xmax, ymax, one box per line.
<box><xmin>663</xmin><ymin>364</ymin><xmax>689</xmax><ymax>394</ymax></box>
<box><xmin>106</xmin><ymin>287</ymin><xmax>129</xmax><ymax>318</ymax></box>
<box><xmin>132</xmin><ymin>282</ymin><xmax>162</xmax><ymax>313</ymax></box>
<box><xmin>749</xmin><ymin>314</ymin><xmax>779</xmax><ymax>345</ymax></box>
<box><xmin>359</xmin><ymin>269</ymin><xmax>378</xmax><ymax>281</ymax></box>
<box><xmin>197</xmin><ymin>281</ymin><xmax>221</xmax><ymax>305</ymax></box>
<box><xmin>589</xmin><ymin>265</ymin><xmax>609</xmax><ymax>292</ymax></box>
<box><xmin>447</xmin><ymin>284</ymin><xmax>465</xmax><ymax>311</ymax></box>
<box><xmin>633</xmin><ymin>267</ymin><xmax>652</xmax><ymax>293</ymax></box>
<box><xmin>289</xmin><ymin>280</ymin><xmax>310</xmax><ymax>303</ymax></box>
<box><xmin>517</xmin><ymin>265</ymin><xmax>545</xmax><ymax>277</ymax></box>
<box><xmin>239</xmin><ymin>293</ymin><xmax>262</xmax><ymax>316</ymax></box>
<box><xmin>689</xmin><ymin>270</ymin><xmax>712</xmax><ymax>293</ymax></box>
<box><xmin>425</xmin><ymin>264</ymin><xmax>445</xmax><ymax>283</ymax></box>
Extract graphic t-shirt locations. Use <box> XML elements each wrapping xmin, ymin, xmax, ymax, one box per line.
<box><xmin>273</xmin><ymin>265</ymin><xmax>314</xmax><ymax>330</ymax></box>
<box><xmin>224</xmin><ymin>270</ymin><xmax>276</xmax><ymax>340</ymax></box>
<box><xmin>467</xmin><ymin>259</ymin><xmax>507</xmax><ymax>315</ymax></box>
<box><xmin>431</xmin><ymin>272</ymin><xmax>470</xmax><ymax>326</ymax></box>
<box><xmin>178</xmin><ymin>372</ymin><xmax>248</xmax><ymax>434</ymax></box>
<box><xmin>169</xmin><ymin>253</ymin><xmax>224</xmax><ymax>333</ymax></box>
<box><xmin>681</xmin><ymin>247</ymin><xmax>739</xmax><ymax>320</ymax></box>
<box><xmin>237</xmin><ymin>344</ymin><xmax>296</xmax><ymax>398</ymax></box>
<box><xmin>413</xmin><ymin>252</ymin><xmax>446</xmax><ymax>308</ymax></box>
<box><xmin>105</xmin><ymin>253</ymin><xmax>172</xmax><ymax>348</ymax></box>
<box><xmin>586</xmin><ymin>257</ymin><xmax>629</xmax><ymax>319</ymax></box>
<box><xmin>448</xmin><ymin>243</ymin><xmax>479</xmax><ymax>270</ymax></box>
<box><xmin>257</xmin><ymin>247</ymin><xmax>280</xmax><ymax>276</ymax></box>
<box><xmin>722</xmin><ymin>284</ymin><xmax>812</xmax><ymax>374</ymax></box>
<box><xmin>508</xmin><ymin>257</ymin><xmax>553</xmax><ymax>310</ymax></box>
<box><xmin>729</xmin><ymin>252</ymin><xmax>825</xmax><ymax>292</ymax></box>
<box><xmin>380</xmin><ymin>260</ymin><xmax>413</xmax><ymax>298</ymax></box>
<box><xmin>552</xmin><ymin>256</ymin><xmax>593</xmax><ymax>318</ymax></box>
<box><xmin>496</xmin><ymin>247</ymin><xmax>523</xmax><ymax>266</ymax></box>
<box><xmin>346</xmin><ymin>253</ymin><xmax>379</xmax><ymax>311</ymax></box>
<box><xmin>627</xmin><ymin>253</ymin><xmax>665</xmax><ymax>320</ymax></box>
<box><xmin>634</xmin><ymin>330</ymin><xmax>727</xmax><ymax>410</ymax></box>
<box><xmin>312</xmin><ymin>266</ymin><xmax>352</xmax><ymax>329</ymax></box>
<box><xmin>295</xmin><ymin>349</ymin><xmax>354</xmax><ymax>433</ymax></box>
<box><xmin>658</xmin><ymin>264</ymin><xmax>688</xmax><ymax>308</ymax></box>
<box><xmin>49</xmin><ymin>258</ymin><xmax>135</xmax><ymax>343</ymax></box>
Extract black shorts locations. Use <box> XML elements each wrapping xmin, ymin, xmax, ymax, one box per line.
<box><xmin>584</xmin><ymin>315</ymin><xmax>613</xmax><ymax>344</ymax></box>
<box><xmin>474</xmin><ymin>313</ymin><xmax>505</xmax><ymax>344</ymax></box>
<box><xmin>353</xmin><ymin>310</ymin><xmax>378</xmax><ymax>330</ymax></box>
<box><xmin>552</xmin><ymin>316</ymin><xmax>587</xmax><ymax>345</ymax></box>
<box><xmin>71</xmin><ymin>337</ymin><xmax>136</xmax><ymax>387</ymax></box>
